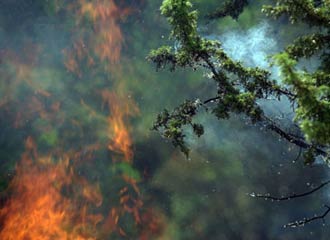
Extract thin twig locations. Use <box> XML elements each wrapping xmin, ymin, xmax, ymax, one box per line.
<box><xmin>262</xmin><ymin>115</ymin><xmax>327</xmax><ymax>156</ymax></box>
<box><xmin>284</xmin><ymin>205</ymin><xmax>330</xmax><ymax>228</ymax></box>
<box><xmin>203</xmin><ymin>96</ymin><xmax>220</xmax><ymax>104</ymax></box>
<box><xmin>251</xmin><ymin>180</ymin><xmax>330</xmax><ymax>201</ymax></box>
<box><xmin>293</xmin><ymin>147</ymin><xmax>302</xmax><ymax>163</ymax></box>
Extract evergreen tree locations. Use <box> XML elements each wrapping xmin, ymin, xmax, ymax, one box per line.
<box><xmin>148</xmin><ymin>0</ymin><xmax>330</xmax><ymax>166</ymax></box>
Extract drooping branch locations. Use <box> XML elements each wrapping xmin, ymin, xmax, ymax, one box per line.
<box><xmin>150</xmin><ymin>0</ymin><xmax>330</xmax><ymax>163</ymax></box>
<box><xmin>251</xmin><ymin>181</ymin><xmax>330</xmax><ymax>228</ymax></box>
<box><xmin>203</xmin><ymin>96</ymin><xmax>221</xmax><ymax>104</ymax></box>
<box><xmin>284</xmin><ymin>205</ymin><xmax>330</xmax><ymax>228</ymax></box>
<box><xmin>263</xmin><ymin>0</ymin><xmax>330</xmax><ymax>27</ymax></box>
<box><xmin>206</xmin><ymin>0</ymin><xmax>249</xmax><ymax>20</ymax></box>
<box><xmin>201</xmin><ymin>95</ymin><xmax>328</xmax><ymax>157</ymax></box>
<box><xmin>198</xmin><ymin>49</ymin><xmax>329</xmax><ymax>157</ymax></box>
<box><xmin>293</xmin><ymin>147</ymin><xmax>302</xmax><ymax>163</ymax></box>
<box><xmin>261</xmin><ymin>115</ymin><xmax>327</xmax><ymax>157</ymax></box>
<box><xmin>250</xmin><ymin>180</ymin><xmax>330</xmax><ymax>201</ymax></box>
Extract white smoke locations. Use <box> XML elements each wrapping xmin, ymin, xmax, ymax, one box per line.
<box><xmin>219</xmin><ymin>22</ymin><xmax>277</xmax><ymax>69</ymax></box>
<box><xmin>185</xmin><ymin>22</ymin><xmax>293</xmax><ymax>154</ymax></box>
<box><xmin>205</xmin><ymin>22</ymin><xmax>282</xmax><ymax>82</ymax></box>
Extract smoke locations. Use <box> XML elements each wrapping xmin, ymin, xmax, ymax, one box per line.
<box><xmin>0</xmin><ymin>1</ymin><xmax>165</xmax><ymax>238</ymax></box>
<box><xmin>219</xmin><ymin>22</ymin><xmax>278</xmax><ymax>69</ymax></box>
<box><xmin>186</xmin><ymin>22</ymin><xmax>286</xmax><ymax>152</ymax></box>
<box><xmin>185</xmin><ymin>22</ymin><xmax>316</xmax><ymax>191</ymax></box>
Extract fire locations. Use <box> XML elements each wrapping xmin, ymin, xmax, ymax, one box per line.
<box><xmin>64</xmin><ymin>0</ymin><xmax>129</xmax><ymax>75</ymax></box>
<box><xmin>0</xmin><ymin>138</ymin><xmax>102</xmax><ymax>240</ymax></box>
<box><xmin>0</xmin><ymin>157</ymin><xmax>72</xmax><ymax>240</ymax></box>
<box><xmin>67</xmin><ymin>1</ymin><xmax>162</xmax><ymax>235</ymax></box>
<box><xmin>101</xmin><ymin>89</ymin><xmax>147</xmax><ymax>236</ymax></box>
<box><xmin>78</xmin><ymin>0</ymin><xmax>128</xmax><ymax>64</ymax></box>
<box><xmin>0</xmin><ymin>1</ymin><xmax>166</xmax><ymax>239</ymax></box>
<box><xmin>0</xmin><ymin>45</ymin><xmax>56</xmax><ymax>129</ymax></box>
<box><xmin>63</xmin><ymin>39</ymin><xmax>95</xmax><ymax>78</ymax></box>
<box><xmin>102</xmin><ymin>90</ymin><xmax>139</xmax><ymax>162</ymax></box>
<box><xmin>0</xmin><ymin>44</ymin><xmax>51</xmax><ymax>108</ymax></box>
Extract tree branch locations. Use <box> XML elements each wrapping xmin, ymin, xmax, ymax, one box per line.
<box><xmin>203</xmin><ymin>96</ymin><xmax>220</xmax><ymax>104</ymax></box>
<box><xmin>293</xmin><ymin>147</ymin><xmax>302</xmax><ymax>163</ymax></box>
<box><xmin>201</xmin><ymin>95</ymin><xmax>327</xmax><ymax>157</ymax></box>
<box><xmin>261</xmin><ymin>115</ymin><xmax>327</xmax><ymax>156</ymax></box>
<box><xmin>250</xmin><ymin>180</ymin><xmax>330</xmax><ymax>201</ymax></box>
<box><xmin>284</xmin><ymin>205</ymin><xmax>330</xmax><ymax>228</ymax></box>
<box><xmin>251</xmin><ymin>181</ymin><xmax>330</xmax><ymax>228</ymax></box>
<box><xmin>200</xmin><ymin>54</ymin><xmax>234</xmax><ymax>93</ymax></box>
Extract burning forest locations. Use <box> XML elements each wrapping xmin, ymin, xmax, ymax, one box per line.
<box><xmin>0</xmin><ymin>0</ymin><xmax>330</xmax><ymax>239</ymax></box>
<box><xmin>0</xmin><ymin>0</ymin><xmax>164</xmax><ymax>239</ymax></box>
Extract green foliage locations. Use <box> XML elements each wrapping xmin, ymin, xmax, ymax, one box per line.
<box><xmin>303</xmin><ymin>147</ymin><xmax>317</xmax><ymax>165</ymax></box>
<box><xmin>41</xmin><ymin>0</ymin><xmax>64</xmax><ymax>15</ymax></box>
<box><xmin>148</xmin><ymin>46</ymin><xmax>176</xmax><ymax>70</ymax></box>
<box><xmin>111</xmin><ymin>162</ymin><xmax>141</xmax><ymax>181</ymax></box>
<box><xmin>152</xmin><ymin>100</ymin><xmax>202</xmax><ymax>157</ymax></box>
<box><xmin>213</xmin><ymin>93</ymin><xmax>262</xmax><ymax>122</ymax></box>
<box><xmin>161</xmin><ymin>0</ymin><xmax>198</xmax><ymax>46</ymax></box>
<box><xmin>39</xmin><ymin>129</ymin><xmax>58</xmax><ymax>147</ymax></box>
<box><xmin>149</xmin><ymin>0</ymin><xmax>330</xmax><ymax>161</ymax></box>
<box><xmin>285</xmin><ymin>34</ymin><xmax>330</xmax><ymax>59</ymax></box>
<box><xmin>268</xmin><ymin>1</ymin><xmax>330</xmax><ymax>147</ymax></box>
<box><xmin>262</xmin><ymin>0</ymin><xmax>330</xmax><ymax>26</ymax></box>
<box><xmin>206</xmin><ymin>0</ymin><xmax>248</xmax><ymax>20</ymax></box>
<box><xmin>274</xmin><ymin>52</ymin><xmax>330</xmax><ymax>145</ymax></box>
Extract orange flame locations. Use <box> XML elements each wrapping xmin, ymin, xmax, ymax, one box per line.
<box><xmin>63</xmin><ymin>39</ymin><xmax>95</xmax><ymax>77</ymax></box>
<box><xmin>102</xmin><ymin>90</ymin><xmax>139</xmax><ymax>162</ymax></box>
<box><xmin>64</xmin><ymin>0</ymin><xmax>129</xmax><ymax>74</ymax></box>
<box><xmin>79</xmin><ymin>0</ymin><xmax>129</xmax><ymax>64</ymax></box>
<box><xmin>101</xmin><ymin>89</ymin><xmax>147</xmax><ymax>236</ymax></box>
<box><xmin>60</xmin><ymin>0</ymin><xmax>146</xmax><ymax>235</ymax></box>
<box><xmin>0</xmin><ymin>138</ymin><xmax>103</xmax><ymax>240</ymax></box>
<box><xmin>0</xmin><ymin>1</ymin><xmax>166</xmax><ymax>238</ymax></box>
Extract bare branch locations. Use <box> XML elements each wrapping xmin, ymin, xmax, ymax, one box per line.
<box><xmin>203</xmin><ymin>96</ymin><xmax>220</xmax><ymax>104</ymax></box>
<box><xmin>261</xmin><ymin>115</ymin><xmax>327</xmax><ymax>157</ymax></box>
<box><xmin>284</xmin><ymin>205</ymin><xmax>330</xmax><ymax>228</ymax></box>
<box><xmin>293</xmin><ymin>147</ymin><xmax>302</xmax><ymax>163</ymax></box>
<box><xmin>250</xmin><ymin>180</ymin><xmax>330</xmax><ymax>201</ymax></box>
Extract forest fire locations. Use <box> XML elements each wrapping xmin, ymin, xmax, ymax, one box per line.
<box><xmin>101</xmin><ymin>89</ymin><xmax>145</xmax><ymax>235</ymax></box>
<box><xmin>64</xmin><ymin>0</ymin><xmax>129</xmax><ymax>75</ymax></box>
<box><xmin>78</xmin><ymin>0</ymin><xmax>129</xmax><ymax>64</ymax></box>
<box><xmin>0</xmin><ymin>93</ymin><xmax>144</xmax><ymax>238</ymax></box>
<box><xmin>63</xmin><ymin>39</ymin><xmax>95</xmax><ymax>78</ymax></box>
<box><xmin>0</xmin><ymin>0</ymin><xmax>165</xmax><ymax>239</ymax></box>
<box><xmin>0</xmin><ymin>137</ymin><xmax>102</xmax><ymax>240</ymax></box>
<box><xmin>102</xmin><ymin>90</ymin><xmax>139</xmax><ymax>162</ymax></box>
